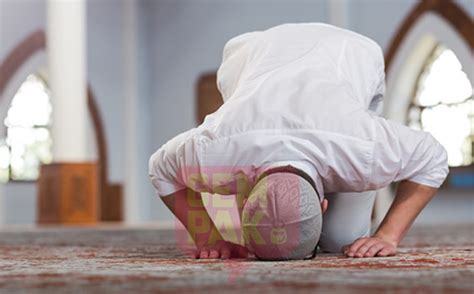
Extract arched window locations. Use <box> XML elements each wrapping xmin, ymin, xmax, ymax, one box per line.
<box><xmin>0</xmin><ymin>73</ymin><xmax>53</xmax><ymax>182</ymax></box>
<box><xmin>407</xmin><ymin>44</ymin><xmax>473</xmax><ymax>167</ymax></box>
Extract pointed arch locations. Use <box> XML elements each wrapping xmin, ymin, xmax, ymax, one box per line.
<box><xmin>0</xmin><ymin>30</ymin><xmax>121</xmax><ymax>221</ymax></box>
<box><xmin>385</xmin><ymin>0</ymin><xmax>473</xmax><ymax>72</ymax></box>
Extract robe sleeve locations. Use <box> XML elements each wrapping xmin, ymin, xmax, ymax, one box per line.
<box><xmin>148</xmin><ymin>128</ymin><xmax>198</xmax><ymax>197</ymax></box>
<box><xmin>368</xmin><ymin>117</ymin><xmax>449</xmax><ymax>189</ymax></box>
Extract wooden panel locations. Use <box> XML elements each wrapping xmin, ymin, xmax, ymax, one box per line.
<box><xmin>100</xmin><ymin>184</ymin><xmax>123</xmax><ymax>222</ymax></box>
<box><xmin>37</xmin><ymin>163</ymin><xmax>99</xmax><ymax>224</ymax></box>
<box><xmin>196</xmin><ymin>73</ymin><xmax>224</xmax><ymax>124</ymax></box>
<box><xmin>37</xmin><ymin>166</ymin><xmax>61</xmax><ymax>223</ymax></box>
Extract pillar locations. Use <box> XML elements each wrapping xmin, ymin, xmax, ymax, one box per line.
<box><xmin>47</xmin><ymin>0</ymin><xmax>88</xmax><ymax>160</ymax></box>
<box><xmin>38</xmin><ymin>0</ymin><xmax>98</xmax><ymax>224</ymax></box>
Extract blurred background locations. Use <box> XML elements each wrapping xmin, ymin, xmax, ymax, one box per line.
<box><xmin>0</xmin><ymin>0</ymin><xmax>472</xmax><ymax>227</ymax></box>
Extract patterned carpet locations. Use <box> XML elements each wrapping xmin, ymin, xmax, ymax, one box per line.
<box><xmin>0</xmin><ymin>224</ymin><xmax>473</xmax><ymax>293</ymax></box>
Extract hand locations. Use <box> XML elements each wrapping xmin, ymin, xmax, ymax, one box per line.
<box><xmin>342</xmin><ymin>236</ymin><xmax>397</xmax><ymax>258</ymax></box>
<box><xmin>195</xmin><ymin>240</ymin><xmax>248</xmax><ymax>259</ymax></box>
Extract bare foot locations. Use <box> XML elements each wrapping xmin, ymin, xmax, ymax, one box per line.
<box><xmin>195</xmin><ymin>240</ymin><xmax>248</xmax><ymax>259</ymax></box>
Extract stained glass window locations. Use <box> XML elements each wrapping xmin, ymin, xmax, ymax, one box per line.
<box><xmin>0</xmin><ymin>74</ymin><xmax>53</xmax><ymax>182</ymax></box>
<box><xmin>407</xmin><ymin>45</ymin><xmax>473</xmax><ymax>167</ymax></box>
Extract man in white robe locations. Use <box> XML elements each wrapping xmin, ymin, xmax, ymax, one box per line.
<box><xmin>149</xmin><ymin>23</ymin><xmax>449</xmax><ymax>259</ymax></box>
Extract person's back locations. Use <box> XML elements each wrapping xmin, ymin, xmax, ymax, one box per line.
<box><xmin>158</xmin><ymin>24</ymin><xmax>445</xmax><ymax>197</ymax></box>
<box><xmin>183</xmin><ymin>23</ymin><xmax>393</xmax><ymax>195</ymax></box>
<box><xmin>200</xmin><ymin>23</ymin><xmax>384</xmax><ymax>139</ymax></box>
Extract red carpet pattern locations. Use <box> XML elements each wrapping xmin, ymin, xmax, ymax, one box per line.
<box><xmin>0</xmin><ymin>225</ymin><xmax>473</xmax><ymax>293</ymax></box>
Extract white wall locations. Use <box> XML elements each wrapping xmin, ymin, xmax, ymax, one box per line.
<box><xmin>3</xmin><ymin>183</ymin><xmax>37</xmax><ymax>224</ymax></box>
<box><xmin>457</xmin><ymin>0</ymin><xmax>474</xmax><ymax>16</ymax></box>
<box><xmin>0</xmin><ymin>0</ymin><xmax>46</xmax><ymax>58</ymax></box>
<box><xmin>122</xmin><ymin>0</ymin><xmax>155</xmax><ymax>223</ymax></box>
<box><xmin>86</xmin><ymin>0</ymin><xmax>126</xmax><ymax>184</ymax></box>
<box><xmin>349</xmin><ymin>0</ymin><xmax>417</xmax><ymax>51</ymax></box>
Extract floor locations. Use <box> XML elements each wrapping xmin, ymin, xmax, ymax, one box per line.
<box><xmin>0</xmin><ymin>224</ymin><xmax>473</xmax><ymax>293</ymax></box>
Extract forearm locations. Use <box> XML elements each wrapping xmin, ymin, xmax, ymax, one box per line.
<box><xmin>374</xmin><ymin>180</ymin><xmax>438</xmax><ymax>245</ymax></box>
<box><xmin>161</xmin><ymin>188</ymin><xmax>222</xmax><ymax>247</ymax></box>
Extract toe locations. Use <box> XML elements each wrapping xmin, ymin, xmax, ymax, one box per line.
<box><xmin>209</xmin><ymin>250</ymin><xmax>220</xmax><ymax>259</ymax></box>
<box><xmin>221</xmin><ymin>249</ymin><xmax>231</xmax><ymax>259</ymax></box>
<box><xmin>200</xmin><ymin>250</ymin><xmax>209</xmax><ymax>259</ymax></box>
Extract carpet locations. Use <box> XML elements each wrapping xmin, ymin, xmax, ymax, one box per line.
<box><xmin>0</xmin><ymin>224</ymin><xmax>473</xmax><ymax>293</ymax></box>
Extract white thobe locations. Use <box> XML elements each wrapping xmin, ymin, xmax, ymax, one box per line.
<box><xmin>149</xmin><ymin>23</ymin><xmax>449</xmax><ymax>200</ymax></box>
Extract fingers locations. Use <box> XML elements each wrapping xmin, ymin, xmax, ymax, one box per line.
<box><xmin>346</xmin><ymin>237</ymin><xmax>369</xmax><ymax>257</ymax></box>
<box><xmin>376</xmin><ymin>247</ymin><xmax>396</xmax><ymax>257</ymax></box>
<box><xmin>354</xmin><ymin>239</ymin><xmax>378</xmax><ymax>257</ymax></box>
<box><xmin>364</xmin><ymin>243</ymin><xmax>385</xmax><ymax>257</ymax></box>
<box><xmin>342</xmin><ymin>245</ymin><xmax>349</xmax><ymax>255</ymax></box>
<box><xmin>344</xmin><ymin>237</ymin><xmax>397</xmax><ymax>258</ymax></box>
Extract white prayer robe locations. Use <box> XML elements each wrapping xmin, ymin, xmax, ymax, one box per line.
<box><xmin>149</xmin><ymin>23</ymin><xmax>449</xmax><ymax>199</ymax></box>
